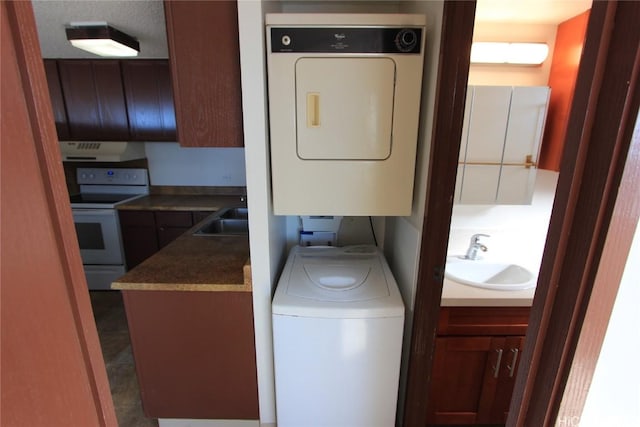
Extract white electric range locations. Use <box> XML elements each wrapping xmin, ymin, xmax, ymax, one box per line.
<box><xmin>70</xmin><ymin>167</ymin><xmax>149</xmax><ymax>290</ymax></box>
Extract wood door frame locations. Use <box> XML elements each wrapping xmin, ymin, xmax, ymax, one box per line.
<box><xmin>402</xmin><ymin>1</ymin><xmax>477</xmax><ymax>424</ymax></box>
<box><xmin>404</xmin><ymin>1</ymin><xmax>640</xmax><ymax>426</ymax></box>
<box><xmin>2</xmin><ymin>1</ymin><xmax>117</xmax><ymax>424</ymax></box>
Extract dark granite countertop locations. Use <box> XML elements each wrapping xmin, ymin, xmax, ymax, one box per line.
<box><xmin>112</xmin><ymin>190</ymin><xmax>250</xmax><ymax>292</ymax></box>
<box><xmin>117</xmin><ymin>194</ymin><xmax>245</xmax><ymax>212</ymax></box>
<box><xmin>112</xmin><ymin>232</ymin><xmax>251</xmax><ymax>292</ymax></box>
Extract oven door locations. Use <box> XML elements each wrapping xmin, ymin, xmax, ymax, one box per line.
<box><xmin>72</xmin><ymin>209</ymin><xmax>124</xmax><ymax>265</ymax></box>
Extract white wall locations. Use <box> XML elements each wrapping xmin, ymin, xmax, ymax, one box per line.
<box><xmin>145</xmin><ymin>143</ymin><xmax>246</xmax><ymax>186</ymax></box>
<box><xmin>579</xmin><ymin>222</ymin><xmax>640</xmax><ymax>427</ymax></box>
<box><xmin>384</xmin><ymin>1</ymin><xmax>445</xmax><ymax>424</ymax></box>
<box><xmin>238</xmin><ymin>2</ymin><xmax>287</xmax><ymax>425</ymax></box>
<box><xmin>448</xmin><ymin>170</ymin><xmax>558</xmax><ymax>272</ymax></box>
<box><xmin>238</xmin><ymin>2</ymin><xmax>446</xmax><ymax>425</ymax></box>
<box><xmin>469</xmin><ymin>22</ymin><xmax>558</xmax><ymax>86</ymax></box>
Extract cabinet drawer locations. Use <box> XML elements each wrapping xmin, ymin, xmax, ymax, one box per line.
<box><xmin>438</xmin><ymin>307</ymin><xmax>530</xmax><ymax>336</ymax></box>
<box><xmin>119</xmin><ymin>210</ymin><xmax>155</xmax><ymax>227</ymax></box>
<box><xmin>155</xmin><ymin>211</ymin><xmax>193</xmax><ymax>227</ymax></box>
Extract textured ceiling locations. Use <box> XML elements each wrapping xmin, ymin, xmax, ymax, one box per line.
<box><xmin>475</xmin><ymin>0</ymin><xmax>591</xmax><ymax>24</ymax></box>
<box><xmin>32</xmin><ymin>0</ymin><xmax>168</xmax><ymax>59</ymax></box>
<box><xmin>31</xmin><ymin>0</ymin><xmax>592</xmax><ymax>60</ymax></box>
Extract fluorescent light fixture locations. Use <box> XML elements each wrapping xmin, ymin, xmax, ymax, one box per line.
<box><xmin>66</xmin><ymin>22</ymin><xmax>139</xmax><ymax>57</ymax></box>
<box><xmin>471</xmin><ymin>42</ymin><xmax>549</xmax><ymax>65</ymax></box>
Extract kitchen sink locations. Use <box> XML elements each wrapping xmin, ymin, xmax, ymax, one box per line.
<box><xmin>445</xmin><ymin>256</ymin><xmax>536</xmax><ymax>291</ymax></box>
<box><xmin>218</xmin><ymin>207</ymin><xmax>248</xmax><ymax>220</ymax></box>
<box><xmin>193</xmin><ymin>207</ymin><xmax>249</xmax><ymax>236</ymax></box>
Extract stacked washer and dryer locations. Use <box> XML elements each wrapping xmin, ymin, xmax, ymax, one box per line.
<box><xmin>266</xmin><ymin>13</ymin><xmax>426</xmax><ymax>427</ymax></box>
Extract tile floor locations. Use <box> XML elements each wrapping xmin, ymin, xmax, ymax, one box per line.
<box><xmin>90</xmin><ymin>291</ymin><xmax>158</xmax><ymax>427</ymax></box>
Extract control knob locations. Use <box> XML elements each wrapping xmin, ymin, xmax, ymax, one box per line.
<box><xmin>395</xmin><ymin>29</ymin><xmax>418</xmax><ymax>52</ymax></box>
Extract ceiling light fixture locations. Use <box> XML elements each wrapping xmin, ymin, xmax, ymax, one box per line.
<box><xmin>470</xmin><ymin>42</ymin><xmax>549</xmax><ymax>65</ymax></box>
<box><xmin>66</xmin><ymin>22</ymin><xmax>139</xmax><ymax>57</ymax></box>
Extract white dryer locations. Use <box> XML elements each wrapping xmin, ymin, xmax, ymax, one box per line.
<box><xmin>272</xmin><ymin>245</ymin><xmax>405</xmax><ymax>427</ymax></box>
<box><xmin>266</xmin><ymin>14</ymin><xmax>426</xmax><ymax>216</ymax></box>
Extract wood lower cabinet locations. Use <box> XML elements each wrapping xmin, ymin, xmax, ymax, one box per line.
<box><xmin>119</xmin><ymin>210</ymin><xmax>213</xmax><ymax>269</ymax></box>
<box><xmin>122</xmin><ymin>290</ymin><xmax>259</xmax><ymax>419</ymax></box>
<box><xmin>119</xmin><ymin>211</ymin><xmax>159</xmax><ymax>269</ymax></box>
<box><xmin>427</xmin><ymin>307</ymin><xmax>529</xmax><ymax>425</ymax></box>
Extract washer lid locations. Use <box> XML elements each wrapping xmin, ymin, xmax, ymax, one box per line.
<box><xmin>273</xmin><ymin>246</ymin><xmax>404</xmax><ymax>318</ymax></box>
<box><xmin>287</xmin><ymin>251</ymin><xmax>390</xmax><ymax>302</ymax></box>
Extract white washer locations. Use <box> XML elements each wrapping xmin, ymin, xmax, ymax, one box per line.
<box><xmin>272</xmin><ymin>245</ymin><xmax>405</xmax><ymax>427</ymax></box>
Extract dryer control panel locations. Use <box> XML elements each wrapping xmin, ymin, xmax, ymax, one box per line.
<box><xmin>270</xmin><ymin>27</ymin><xmax>423</xmax><ymax>54</ymax></box>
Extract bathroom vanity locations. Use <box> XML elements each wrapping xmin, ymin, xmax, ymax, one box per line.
<box><xmin>427</xmin><ymin>305</ymin><xmax>530</xmax><ymax>425</ymax></box>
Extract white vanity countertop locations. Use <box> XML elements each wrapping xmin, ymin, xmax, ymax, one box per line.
<box><xmin>441</xmin><ymin>278</ymin><xmax>535</xmax><ymax>307</ymax></box>
<box><xmin>442</xmin><ymin>171</ymin><xmax>558</xmax><ymax>307</ymax></box>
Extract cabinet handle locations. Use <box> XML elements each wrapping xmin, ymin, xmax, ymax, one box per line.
<box><xmin>508</xmin><ymin>348</ymin><xmax>520</xmax><ymax>378</ymax></box>
<box><xmin>493</xmin><ymin>348</ymin><xmax>503</xmax><ymax>378</ymax></box>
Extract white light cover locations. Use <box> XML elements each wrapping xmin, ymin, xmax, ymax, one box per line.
<box><xmin>69</xmin><ymin>38</ymin><xmax>139</xmax><ymax>57</ymax></box>
<box><xmin>471</xmin><ymin>42</ymin><xmax>549</xmax><ymax>65</ymax></box>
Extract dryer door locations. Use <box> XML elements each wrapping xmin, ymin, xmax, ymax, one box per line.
<box><xmin>295</xmin><ymin>57</ymin><xmax>396</xmax><ymax>160</ymax></box>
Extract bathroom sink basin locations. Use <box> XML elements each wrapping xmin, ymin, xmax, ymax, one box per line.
<box><xmin>193</xmin><ymin>207</ymin><xmax>249</xmax><ymax>236</ymax></box>
<box><xmin>445</xmin><ymin>256</ymin><xmax>536</xmax><ymax>291</ymax></box>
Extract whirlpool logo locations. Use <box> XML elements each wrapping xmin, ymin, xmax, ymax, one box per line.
<box><xmin>334</xmin><ymin>33</ymin><xmax>346</xmax><ymax>40</ymax></box>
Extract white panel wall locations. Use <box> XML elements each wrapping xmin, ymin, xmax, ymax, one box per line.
<box><xmin>145</xmin><ymin>143</ymin><xmax>246</xmax><ymax>186</ymax></box>
<box><xmin>469</xmin><ymin>22</ymin><xmax>558</xmax><ymax>86</ymax></box>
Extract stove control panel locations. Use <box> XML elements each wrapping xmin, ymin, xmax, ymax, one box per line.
<box><xmin>77</xmin><ymin>168</ymin><xmax>149</xmax><ymax>186</ymax></box>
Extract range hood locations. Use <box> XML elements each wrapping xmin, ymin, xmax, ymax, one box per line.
<box><xmin>60</xmin><ymin>141</ymin><xmax>146</xmax><ymax>162</ymax></box>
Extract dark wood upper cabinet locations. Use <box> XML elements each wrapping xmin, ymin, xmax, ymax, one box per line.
<box><xmin>43</xmin><ymin>59</ymin><xmax>70</xmax><ymax>140</ymax></box>
<box><xmin>122</xmin><ymin>60</ymin><xmax>177</xmax><ymax>141</ymax></box>
<box><xmin>58</xmin><ymin>60</ymin><xmax>130</xmax><ymax>140</ymax></box>
<box><xmin>164</xmin><ymin>0</ymin><xmax>244</xmax><ymax>147</ymax></box>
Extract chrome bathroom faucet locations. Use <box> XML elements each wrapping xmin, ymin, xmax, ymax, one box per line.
<box><xmin>464</xmin><ymin>233</ymin><xmax>490</xmax><ymax>260</ymax></box>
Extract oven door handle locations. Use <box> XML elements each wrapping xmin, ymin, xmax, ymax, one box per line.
<box><xmin>72</xmin><ymin>208</ymin><xmax>118</xmax><ymax>216</ymax></box>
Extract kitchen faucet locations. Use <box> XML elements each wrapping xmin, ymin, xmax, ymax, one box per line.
<box><xmin>465</xmin><ymin>233</ymin><xmax>489</xmax><ymax>260</ymax></box>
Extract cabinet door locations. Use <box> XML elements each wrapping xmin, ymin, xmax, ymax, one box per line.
<box><xmin>496</xmin><ymin>87</ymin><xmax>550</xmax><ymax>204</ymax></box>
<box><xmin>458</xmin><ymin>86</ymin><xmax>549</xmax><ymax>205</ymax></box>
<box><xmin>459</xmin><ymin>86</ymin><xmax>511</xmax><ymax>204</ymax></box>
<box><xmin>155</xmin><ymin>211</ymin><xmax>194</xmax><ymax>248</ymax></box>
<box><xmin>119</xmin><ymin>211</ymin><xmax>159</xmax><ymax>269</ymax></box>
<box><xmin>58</xmin><ymin>60</ymin><xmax>129</xmax><ymax>140</ymax></box>
<box><xmin>489</xmin><ymin>336</ymin><xmax>525</xmax><ymax>424</ymax></box>
<box><xmin>164</xmin><ymin>0</ymin><xmax>243</xmax><ymax>147</ymax></box>
<box><xmin>122</xmin><ymin>291</ymin><xmax>259</xmax><ymax>419</ymax></box>
<box><xmin>122</xmin><ymin>60</ymin><xmax>177</xmax><ymax>141</ymax></box>
<box><xmin>427</xmin><ymin>337</ymin><xmax>504</xmax><ymax>425</ymax></box>
<box><xmin>43</xmin><ymin>60</ymin><xmax>70</xmax><ymax>139</ymax></box>
<box><xmin>192</xmin><ymin>210</ymin><xmax>215</xmax><ymax>224</ymax></box>
<box><xmin>464</xmin><ymin>86</ymin><xmax>512</xmax><ymax>163</ymax></box>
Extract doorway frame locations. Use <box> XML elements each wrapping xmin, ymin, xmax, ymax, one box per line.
<box><xmin>404</xmin><ymin>1</ymin><xmax>640</xmax><ymax>426</ymax></box>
